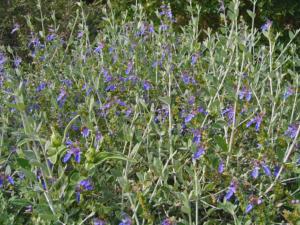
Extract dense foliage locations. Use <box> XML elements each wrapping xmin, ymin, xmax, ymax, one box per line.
<box><xmin>0</xmin><ymin>0</ymin><xmax>300</xmax><ymax>224</ymax></box>
<box><xmin>1</xmin><ymin>0</ymin><xmax>300</xmax><ymax>48</ymax></box>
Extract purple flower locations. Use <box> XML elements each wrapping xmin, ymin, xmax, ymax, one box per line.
<box><xmin>239</xmin><ymin>86</ymin><xmax>252</xmax><ymax>101</ymax></box>
<box><xmin>285</xmin><ymin>122</ymin><xmax>299</xmax><ymax>138</ymax></box>
<box><xmin>81</xmin><ymin>127</ymin><xmax>89</xmax><ymax>138</ymax></box>
<box><xmin>192</xmin><ymin>129</ymin><xmax>202</xmax><ymax>144</ymax></box>
<box><xmin>257</xmin><ymin>198</ymin><xmax>263</xmax><ymax>205</ymax></box>
<box><xmin>105</xmin><ymin>84</ymin><xmax>116</xmax><ymax>92</ymax></box>
<box><xmin>93</xmin><ymin>218</ymin><xmax>106</xmax><ymax>225</ymax></box>
<box><xmin>262</xmin><ymin>163</ymin><xmax>271</xmax><ymax>176</ymax></box>
<box><xmin>224</xmin><ymin>181</ymin><xmax>237</xmax><ymax>201</ymax></box>
<box><xmin>102</xmin><ymin>68</ymin><xmax>112</xmax><ymax>83</ymax></box>
<box><xmin>149</xmin><ymin>24</ymin><xmax>154</xmax><ymax>33</ymax></box>
<box><xmin>274</xmin><ymin>166</ymin><xmax>280</xmax><ymax>177</ymax></box>
<box><xmin>7</xmin><ymin>176</ymin><xmax>14</xmax><ymax>185</ymax></box>
<box><xmin>165</xmin><ymin>9</ymin><xmax>173</xmax><ymax>21</ymax></box>
<box><xmin>36</xmin><ymin>170</ymin><xmax>46</xmax><ymax>190</ymax></box>
<box><xmin>125</xmin><ymin>108</ymin><xmax>132</xmax><ymax>117</ymax></box>
<box><xmin>82</xmin><ymin>83</ymin><xmax>93</xmax><ymax>96</ymax></box>
<box><xmin>188</xmin><ymin>96</ymin><xmax>195</xmax><ymax>105</ymax></box>
<box><xmin>128</xmin><ymin>75</ymin><xmax>138</xmax><ymax>85</ymax></box>
<box><xmin>154</xmin><ymin>106</ymin><xmax>169</xmax><ymax>123</ymax></box>
<box><xmin>245</xmin><ymin>197</ymin><xmax>262</xmax><ymax>213</ymax></box>
<box><xmin>24</xmin><ymin>205</ymin><xmax>33</xmax><ymax>213</ymax></box>
<box><xmin>0</xmin><ymin>52</ymin><xmax>7</xmax><ymax>66</ymax></box>
<box><xmin>40</xmin><ymin>55</ymin><xmax>46</xmax><ymax>62</ymax></box>
<box><xmin>192</xmin><ymin>146</ymin><xmax>205</xmax><ymax>160</ymax></box>
<box><xmin>94</xmin><ymin>42</ymin><xmax>104</xmax><ymax>54</ymax></box>
<box><xmin>152</xmin><ymin>61</ymin><xmax>159</xmax><ymax>68</ymax></box>
<box><xmin>14</xmin><ymin>57</ymin><xmax>22</xmax><ymax>68</ymax></box>
<box><xmin>77</xmin><ymin>31</ymin><xmax>84</xmax><ymax>38</ymax></box>
<box><xmin>30</xmin><ymin>51</ymin><xmax>36</xmax><ymax>58</ymax></box>
<box><xmin>161</xmin><ymin>218</ymin><xmax>174</xmax><ymax>225</ymax></box>
<box><xmin>143</xmin><ymin>80</ymin><xmax>151</xmax><ymax>91</ymax></box>
<box><xmin>197</xmin><ymin>107</ymin><xmax>208</xmax><ymax>115</ymax></box>
<box><xmin>63</xmin><ymin>142</ymin><xmax>81</xmax><ymax>163</ymax></box>
<box><xmin>125</xmin><ymin>61</ymin><xmax>133</xmax><ymax>75</ymax></box>
<box><xmin>94</xmin><ymin>131</ymin><xmax>103</xmax><ymax>147</ymax></box>
<box><xmin>136</xmin><ymin>23</ymin><xmax>146</xmax><ymax>36</ymax></box>
<box><xmin>76</xmin><ymin>179</ymin><xmax>93</xmax><ymax>203</ymax></box>
<box><xmin>0</xmin><ymin>175</ymin><xmax>14</xmax><ymax>187</ymax></box>
<box><xmin>184</xmin><ymin>113</ymin><xmax>195</xmax><ymax>123</ymax></box>
<box><xmin>218</xmin><ymin>160</ymin><xmax>224</xmax><ymax>174</ymax></box>
<box><xmin>62</xmin><ymin>79</ymin><xmax>72</xmax><ymax>87</ymax></box>
<box><xmin>182</xmin><ymin>75</ymin><xmax>190</xmax><ymax>84</ymax></box>
<box><xmin>66</xmin><ymin>139</ymin><xmax>73</xmax><ymax>146</ymax></box>
<box><xmin>29</xmin><ymin>36</ymin><xmax>41</xmax><ymax>48</ymax></box>
<box><xmin>36</xmin><ymin>82</ymin><xmax>47</xmax><ymax>92</ymax></box>
<box><xmin>297</xmin><ymin>157</ymin><xmax>300</xmax><ymax>165</ymax></box>
<box><xmin>0</xmin><ymin>175</ymin><xmax>4</xmax><ymax>187</ymax></box>
<box><xmin>246</xmin><ymin>114</ymin><xmax>263</xmax><ymax>131</ymax></box>
<box><xmin>79</xmin><ymin>179</ymin><xmax>93</xmax><ymax>191</ymax></box>
<box><xmin>191</xmin><ymin>53</ymin><xmax>200</xmax><ymax>65</ymax></box>
<box><xmin>76</xmin><ymin>191</ymin><xmax>81</xmax><ymax>203</ymax></box>
<box><xmin>160</xmin><ymin>24</ymin><xmax>169</xmax><ymax>31</ymax></box>
<box><xmin>181</xmin><ymin>72</ymin><xmax>195</xmax><ymax>85</ymax></box>
<box><xmin>219</xmin><ymin>0</ymin><xmax>225</xmax><ymax>12</ymax></box>
<box><xmin>11</xmin><ymin>23</ymin><xmax>20</xmax><ymax>34</ymax></box>
<box><xmin>283</xmin><ymin>87</ymin><xmax>294</xmax><ymax>99</ymax></box>
<box><xmin>222</xmin><ymin>106</ymin><xmax>235</xmax><ymax>125</ymax></box>
<box><xmin>72</xmin><ymin>121</ymin><xmax>80</xmax><ymax>131</ymax></box>
<box><xmin>180</xmin><ymin>122</ymin><xmax>188</xmax><ymax>135</ymax></box>
<box><xmin>159</xmin><ymin>3</ymin><xmax>175</xmax><ymax>22</ymax></box>
<box><xmin>251</xmin><ymin>166</ymin><xmax>259</xmax><ymax>179</ymax></box>
<box><xmin>116</xmin><ymin>99</ymin><xmax>126</xmax><ymax>107</ymax></box>
<box><xmin>245</xmin><ymin>203</ymin><xmax>253</xmax><ymax>213</ymax></box>
<box><xmin>57</xmin><ymin>88</ymin><xmax>67</xmax><ymax>107</ymax></box>
<box><xmin>119</xmin><ymin>214</ymin><xmax>132</xmax><ymax>225</ymax></box>
<box><xmin>261</xmin><ymin>19</ymin><xmax>272</xmax><ymax>32</ymax></box>
<box><xmin>46</xmin><ymin>34</ymin><xmax>56</xmax><ymax>42</ymax></box>
<box><xmin>47</xmin><ymin>160</ymin><xmax>54</xmax><ymax>170</ymax></box>
<box><xmin>291</xmin><ymin>199</ymin><xmax>300</xmax><ymax>204</ymax></box>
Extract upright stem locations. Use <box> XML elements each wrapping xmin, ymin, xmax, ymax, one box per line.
<box><xmin>194</xmin><ymin>163</ymin><xmax>198</xmax><ymax>225</ymax></box>
<box><xmin>290</xmin><ymin>52</ymin><xmax>299</xmax><ymax>123</ymax></box>
<box><xmin>264</xmin><ymin>125</ymin><xmax>300</xmax><ymax>195</ymax></box>
<box><xmin>226</xmin><ymin>9</ymin><xmax>244</xmax><ymax>167</ymax></box>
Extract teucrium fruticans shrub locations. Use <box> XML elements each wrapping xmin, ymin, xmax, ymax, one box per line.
<box><xmin>0</xmin><ymin>0</ymin><xmax>299</xmax><ymax>224</ymax></box>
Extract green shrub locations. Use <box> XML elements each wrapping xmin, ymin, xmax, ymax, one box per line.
<box><xmin>0</xmin><ymin>0</ymin><xmax>299</xmax><ymax>224</ymax></box>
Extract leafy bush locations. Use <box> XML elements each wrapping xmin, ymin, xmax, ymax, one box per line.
<box><xmin>1</xmin><ymin>0</ymin><xmax>300</xmax><ymax>49</ymax></box>
<box><xmin>0</xmin><ymin>0</ymin><xmax>300</xmax><ymax>224</ymax></box>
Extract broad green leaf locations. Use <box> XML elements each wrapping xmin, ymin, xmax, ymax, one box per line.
<box><xmin>215</xmin><ymin>136</ymin><xmax>228</xmax><ymax>151</ymax></box>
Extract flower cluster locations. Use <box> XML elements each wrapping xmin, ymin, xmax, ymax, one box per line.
<box><xmin>192</xmin><ymin>146</ymin><xmax>205</xmax><ymax>160</ymax></box>
<box><xmin>63</xmin><ymin>140</ymin><xmax>81</xmax><ymax>163</ymax></box>
<box><xmin>246</xmin><ymin>113</ymin><xmax>264</xmax><ymax>131</ymax></box>
<box><xmin>261</xmin><ymin>19</ymin><xmax>272</xmax><ymax>31</ymax></box>
<box><xmin>285</xmin><ymin>122</ymin><xmax>299</xmax><ymax>138</ymax></box>
<box><xmin>222</xmin><ymin>106</ymin><xmax>235</xmax><ymax>125</ymax></box>
<box><xmin>245</xmin><ymin>196</ymin><xmax>263</xmax><ymax>213</ymax></box>
<box><xmin>224</xmin><ymin>180</ymin><xmax>238</xmax><ymax>201</ymax></box>
<box><xmin>251</xmin><ymin>161</ymin><xmax>271</xmax><ymax>179</ymax></box>
<box><xmin>75</xmin><ymin>179</ymin><xmax>93</xmax><ymax>203</ymax></box>
<box><xmin>239</xmin><ymin>86</ymin><xmax>252</xmax><ymax>101</ymax></box>
<box><xmin>119</xmin><ymin>213</ymin><xmax>132</xmax><ymax>225</ymax></box>
<box><xmin>161</xmin><ymin>217</ymin><xmax>176</xmax><ymax>225</ymax></box>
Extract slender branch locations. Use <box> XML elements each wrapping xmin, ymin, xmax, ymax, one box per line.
<box><xmin>264</xmin><ymin>125</ymin><xmax>300</xmax><ymax>195</ymax></box>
